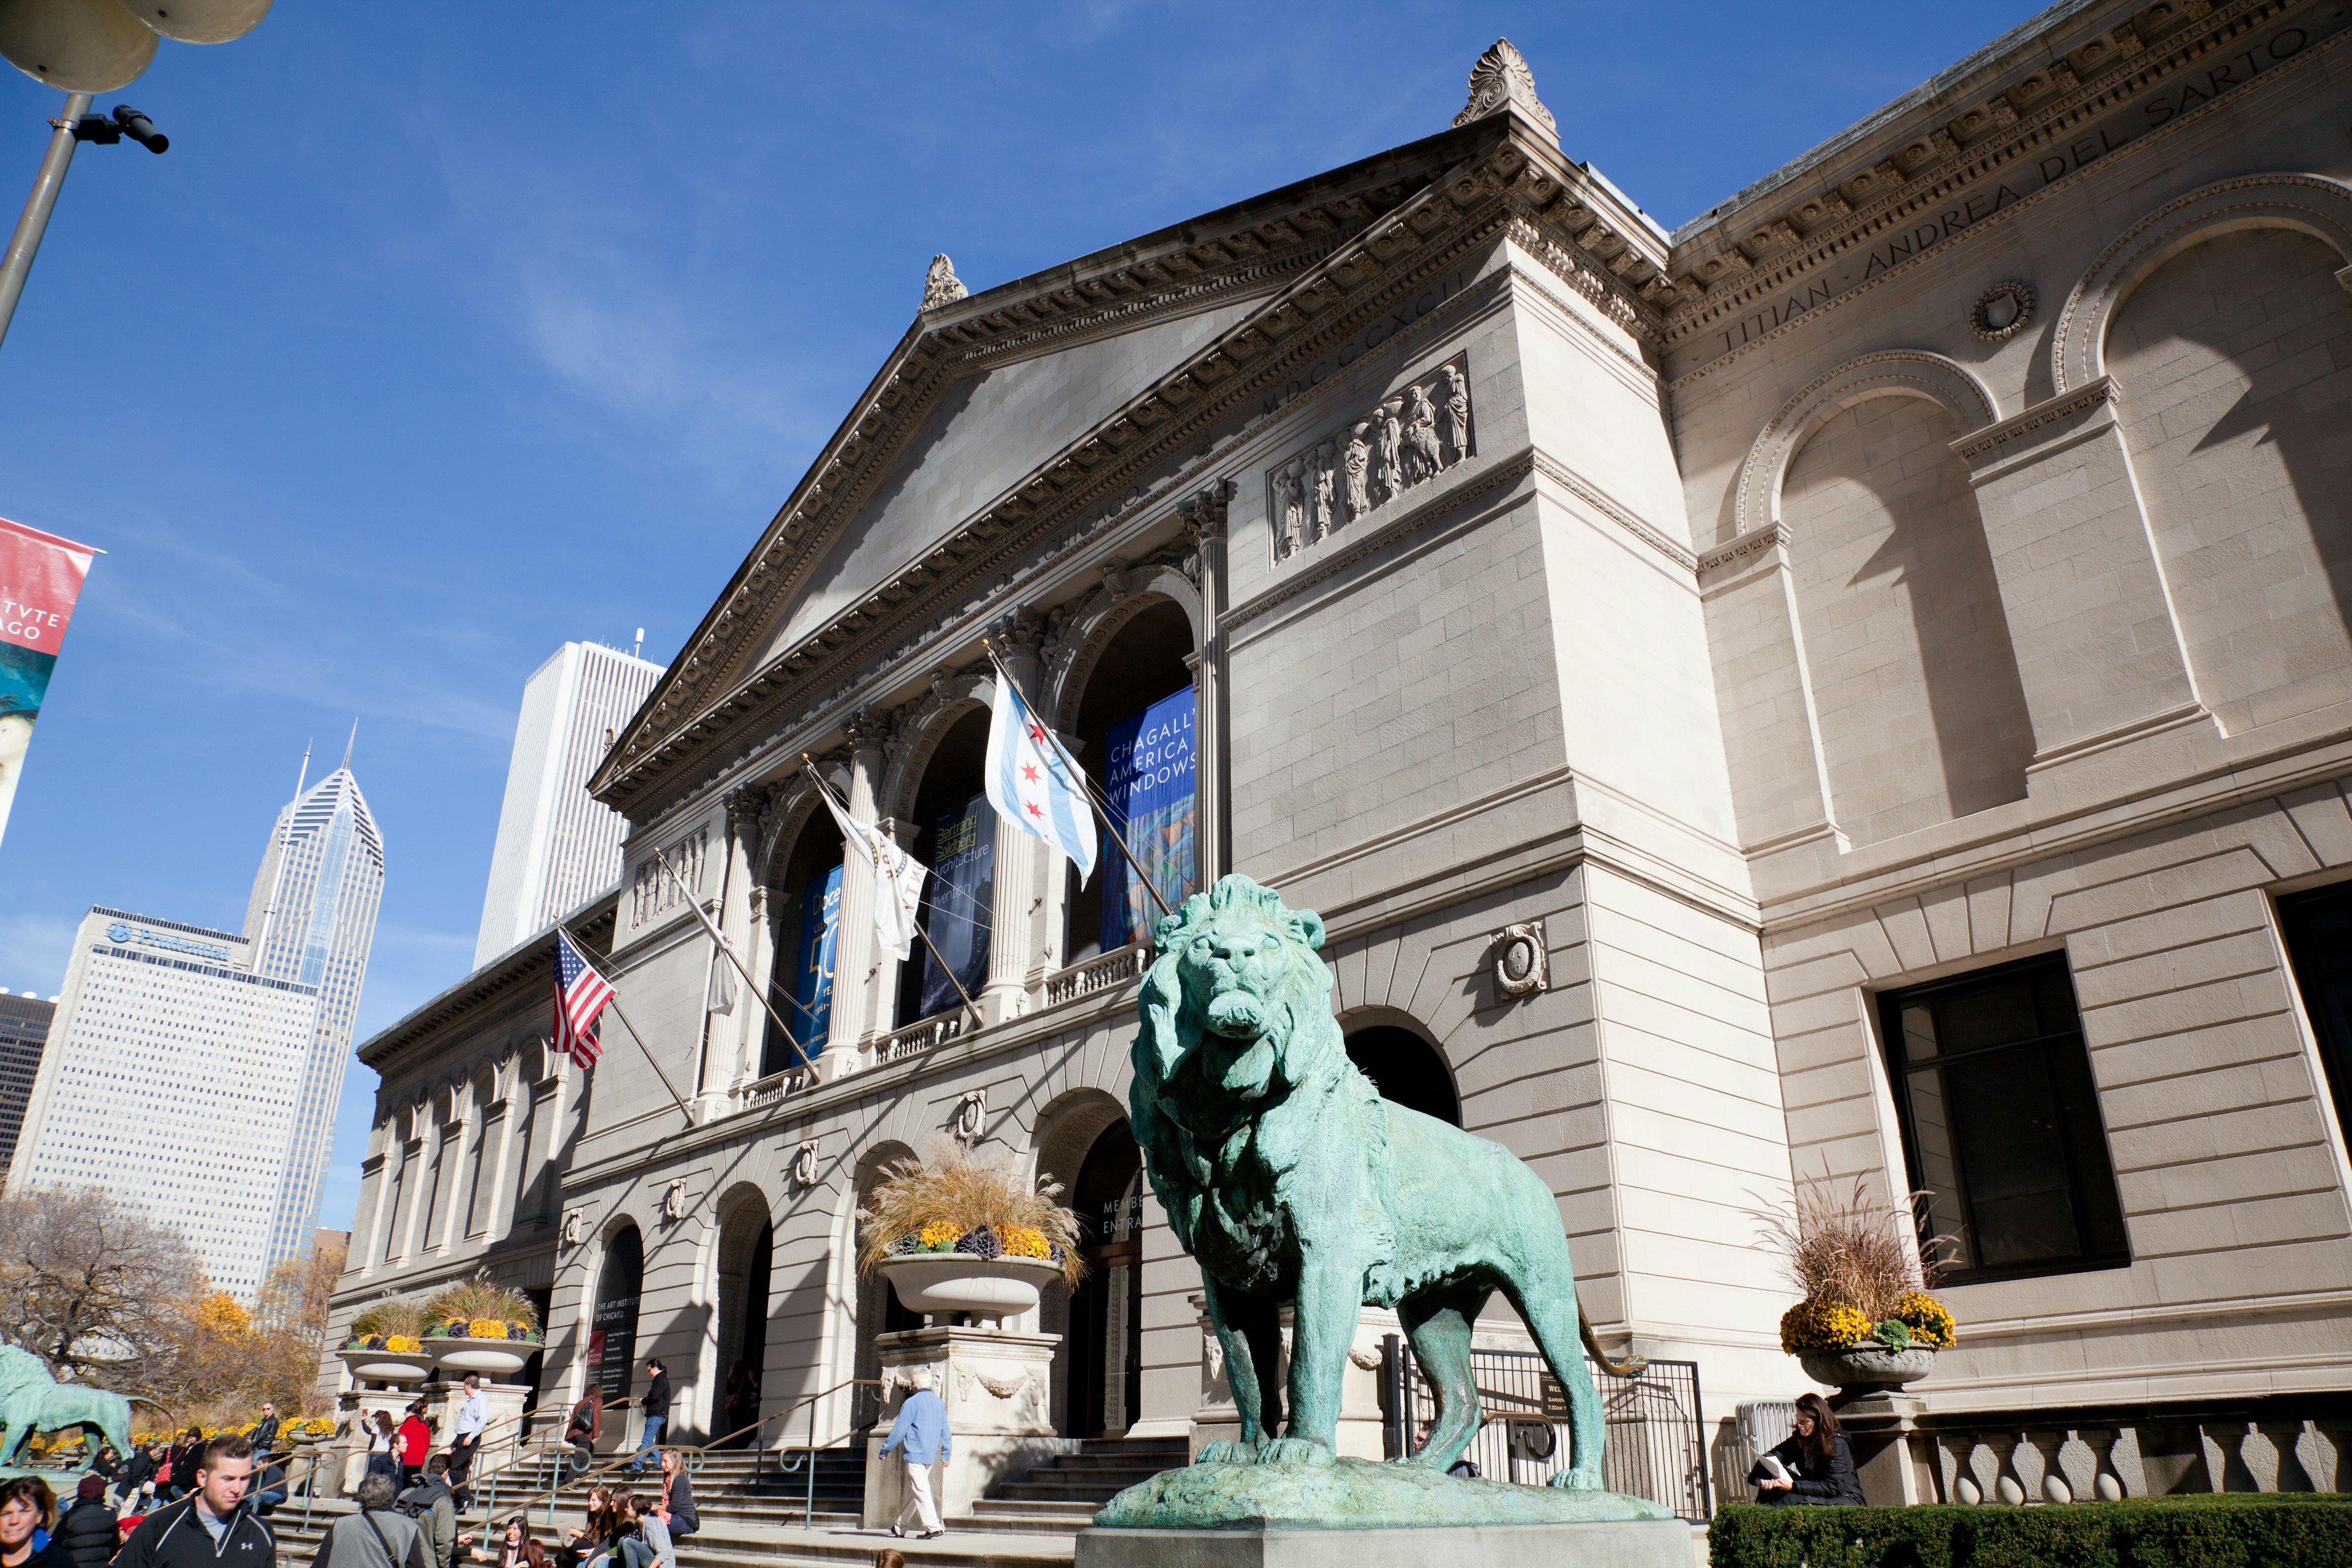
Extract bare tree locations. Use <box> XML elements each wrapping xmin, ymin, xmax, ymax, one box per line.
<box><xmin>0</xmin><ymin>1186</ymin><xmax>203</xmax><ymax>1381</ymax></box>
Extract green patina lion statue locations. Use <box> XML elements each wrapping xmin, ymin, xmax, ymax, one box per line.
<box><xmin>1131</xmin><ymin>875</ymin><xmax>1615</xmax><ymax>1487</ymax></box>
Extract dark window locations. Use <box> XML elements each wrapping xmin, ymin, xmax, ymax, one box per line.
<box><xmin>2272</xmin><ymin>884</ymin><xmax>2352</xmax><ymax>1142</ymax></box>
<box><xmin>1875</xmin><ymin>954</ymin><xmax>2127</xmax><ymax>1283</ymax></box>
<box><xmin>1344</xmin><ymin>1025</ymin><xmax>1460</xmax><ymax>1127</ymax></box>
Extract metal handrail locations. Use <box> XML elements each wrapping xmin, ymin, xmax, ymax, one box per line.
<box><xmin>676</xmin><ymin>1376</ymin><xmax>882</xmax><ymax>1525</ymax></box>
<box><xmin>463</xmin><ymin>1399</ymin><xmax>586</xmax><ymax>1529</ymax></box>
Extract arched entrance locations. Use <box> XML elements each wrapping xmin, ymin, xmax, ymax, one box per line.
<box><xmin>1344</xmin><ymin>1024</ymin><xmax>1460</xmax><ymax>1126</ymax></box>
<box><xmin>765</xmin><ymin>807</ymin><xmax>845</xmax><ymax>1074</ymax></box>
<box><xmin>712</xmin><ymin>1196</ymin><xmax>774</xmax><ymax>1447</ymax></box>
<box><xmin>893</xmin><ymin>709</ymin><xmax>994</xmax><ymax>1030</ymax></box>
<box><xmin>1065</xmin><ymin>601</ymin><xmax>1197</xmax><ymax>963</ymax></box>
<box><xmin>590</xmin><ymin>1224</ymin><xmax>643</xmax><ymax>1447</ymax></box>
<box><xmin>1063</xmin><ymin>1120</ymin><xmax>1145</xmax><ymax>1437</ymax></box>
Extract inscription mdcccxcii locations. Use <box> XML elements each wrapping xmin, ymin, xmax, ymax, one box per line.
<box><xmin>1701</xmin><ymin>11</ymin><xmax>2340</xmax><ymax>363</ymax></box>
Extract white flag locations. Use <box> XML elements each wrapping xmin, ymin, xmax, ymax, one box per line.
<box><xmin>706</xmin><ymin>935</ymin><xmax>739</xmax><ymax>1014</ymax></box>
<box><xmin>984</xmin><ymin>666</ymin><xmax>1099</xmax><ymax>884</ymax></box>
<box><xmin>818</xmin><ymin>786</ymin><xmax>929</xmax><ymax>963</ymax></box>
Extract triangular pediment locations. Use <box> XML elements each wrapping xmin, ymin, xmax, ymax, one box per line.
<box><xmin>596</xmin><ymin>105</ymin><xmax>1680</xmax><ymax>815</ymax></box>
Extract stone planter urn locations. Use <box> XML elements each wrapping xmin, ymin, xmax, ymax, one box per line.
<box><xmin>1798</xmin><ymin>1344</ymin><xmax>1937</xmax><ymax>1395</ymax></box>
<box><xmin>430</xmin><ymin>1336</ymin><xmax>533</xmax><ymax>1378</ymax></box>
<box><xmin>338</xmin><ymin>1345</ymin><xmax>432</xmax><ymax>1386</ymax></box>
<box><xmin>873</xmin><ymin>1255</ymin><xmax>1061</xmax><ymax>1327</ymax></box>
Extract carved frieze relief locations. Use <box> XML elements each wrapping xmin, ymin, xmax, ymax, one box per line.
<box><xmin>1269</xmin><ymin>355</ymin><xmax>1473</xmax><ymax>563</ymax></box>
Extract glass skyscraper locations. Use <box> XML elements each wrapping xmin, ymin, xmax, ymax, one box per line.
<box><xmin>241</xmin><ymin>753</ymin><xmax>385</xmax><ymax>1275</ymax></box>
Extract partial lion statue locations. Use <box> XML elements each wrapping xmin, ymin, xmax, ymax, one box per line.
<box><xmin>0</xmin><ymin>1345</ymin><xmax>137</xmax><ymax>1470</ymax></box>
<box><xmin>1131</xmin><ymin>875</ymin><xmax>1623</xmax><ymax>1485</ymax></box>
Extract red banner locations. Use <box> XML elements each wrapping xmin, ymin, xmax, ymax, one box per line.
<box><xmin>0</xmin><ymin>517</ymin><xmax>99</xmax><ymax>849</ymax></box>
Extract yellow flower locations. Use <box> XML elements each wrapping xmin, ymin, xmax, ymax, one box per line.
<box><xmin>917</xmin><ymin>1220</ymin><xmax>962</xmax><ymax>1250</ymax></box>
<box><xmin>467</xmin><ymin>1317</ymin><xmax>509</xmax><ymax>1340</ymax></box>
<box><xmin>1893</xmin><ymin>1291</ymin><xmax>1956</xmax><ymax>1348</ymax></box>
<box><xmin>999</xmin><ymin>1225</ymin><xmax>1051</xmax><ymax>1260</ymax></box>
<box><xmin>386</xmin><ymin>1334</ymin><xmax>423</xmax><ymax>1354</ymax></box>
<box><xmin>1779</xmin><ymin>1298</ymin><xmax>1873</xmax><ymax>1354</ymax></box>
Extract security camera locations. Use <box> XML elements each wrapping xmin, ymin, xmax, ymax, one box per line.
<box><xmin>111</xmin><ymin>107</ymin><xmax>167</xmax><ymax>154</ymax></box>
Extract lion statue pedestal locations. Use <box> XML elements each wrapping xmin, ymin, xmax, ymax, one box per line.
<box><xmin>1074</xmin><ymin>876</ymin><xmax>1687</xmax><ymax>1568</ymax></box>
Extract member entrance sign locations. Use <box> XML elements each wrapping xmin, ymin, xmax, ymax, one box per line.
<box><xmin>0</xmin><ymin>518</ymin><xmax>97</xmax><ymax>851</ymax></box>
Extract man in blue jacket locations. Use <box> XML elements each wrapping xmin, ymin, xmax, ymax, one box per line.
<box><xmin>877</xmin><ymin>1366</ymin><xmax>950</xmax><ymax>1540</ymax></box>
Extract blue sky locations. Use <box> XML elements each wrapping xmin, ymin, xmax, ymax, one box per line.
<box><xmin>0</xmin><ymin>1</ymin><xmax>2040</xmax><ymax>1239</ymax></box>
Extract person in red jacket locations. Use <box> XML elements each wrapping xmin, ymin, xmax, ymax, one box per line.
<box><xmin>395</xmin><ymin>1405</ymin><xmax>433</xmax><ymax>1491</ymax></box>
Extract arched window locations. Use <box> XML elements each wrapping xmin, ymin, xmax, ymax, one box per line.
<box><xmin>1344</xmin><ymin>1025</ymin><xmax>1460</xmax><ymax>1126</ymax></box>
<box><xmin>1066</xmin><ymin>602</ymin><xmax>1198</xmax><ymax>963</ymax></box>
<box><xmin>1065</xmin><ymin>1120</ymin><xmax>1145</xmax><ymax>1437</ymax></box>
<box><xmin>712</xmin><ymin>1201</ymin><xmax>773</xmax><ymax>1446</ymax></box>
<box><xmin>894</xmin><ymin>709</ymin><xmax>994</xmax><ymax>1030</ymax></box>
<box><xmin>590</xmin><ymin>1225</ymin><xmax>644</xmax><ymax>1412</ymax></box>
<box><xmin>766</xmin><ymin>812</ymin><xmax>845</xmax><ymax>1073</ymax></box>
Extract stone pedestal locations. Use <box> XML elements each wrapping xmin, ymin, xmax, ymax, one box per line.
<box><xmin>859</xmin><ymin>1325</ymin><xmax>1077</xmax><ymax>1528</ymax></box>
<box><xmin>1076</xmin><ymin>1520</ymin><xmax>1692</xmax><ymax>1568</ymax></box>
<box><xmin>1832</xmin><ymin>1391</ymin><xmax>1934</xmax><ymax>1506</ymax></box>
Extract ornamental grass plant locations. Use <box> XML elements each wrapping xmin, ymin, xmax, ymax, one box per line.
<box><xmin>857</xmin><ymin>1140</ymin><xmax>1086</xmax><ymax>1286</ymax></box>
<box><xmin>424</xmin><ymin>1276</ymin><xmax>541</xmax><ymax>1338</ymax></box>
<box><xmin>1754</xmin><ymin>1172</ymin><xmax>1956</xmax><ymax>1352</ymax></box>
<box><xmin>348</xmin><ymin>1298</ymin><xmax>427</xmax><ymax>1343</ymax></box>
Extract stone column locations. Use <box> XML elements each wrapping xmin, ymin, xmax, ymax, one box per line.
<box><xmin>1956</xmin><ymin>381</ymin><xmax>2214</xmax><ymax>800</ymax></box>
<box><xmin>982</xmin><ymin>614</ymin><xmax>1046</xmax><ymax>1025</ymax></box>
<box><xmin>704</xmin><ymin>785</ymin><xmax>764</xmax><ymax>1105</ymax></box>
<box><xmin>1698</xmin><ymin>526</ymin><xmax>1847</xmax><ymax>859</ymax></box>
<box><xmin>865</xmin><ymin>815</ymin><xmax>912</xmax><ymax>1045</ymax></box>
<box><xmin>1185</xmin><ymin>483</ymin><xmax>1232</xmax><ymax>885</ymax></box>
<box><xmin>827</xmin><ymin>719</ymin><xmax>888</xmax><ymax>1057</ymax></box>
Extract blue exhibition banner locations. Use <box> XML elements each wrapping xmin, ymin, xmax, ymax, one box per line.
<box><xmin>790</xmin><ymin>863</ymin><xmax>842</xmax><ymax>1058</ymax></box>
<box><xmin>921</xmin><ymin>793</ymin><xmax>993</xmax><ymax>1017</ymax></box>
<box><xmin>1102</xmin><ymin>687</ymin><xmax>1196</xmax><ymax>949</ymax></box>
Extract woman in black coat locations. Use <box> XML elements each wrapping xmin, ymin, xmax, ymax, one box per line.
<box><xmin>1751</xmin><ymin>1392</ymin><xmax>1864</xmax><ymax>1506</ymax></box>
<box><xmin>56</xmin><ymin>1479</ymin><xmax>115</xmax><ymax>1568</ymax></box>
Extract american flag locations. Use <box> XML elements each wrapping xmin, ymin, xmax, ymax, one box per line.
<box><xmin>552</xmin><ymin>930</ymin><xmax>614</xmax><ymax>1068</ymax></box>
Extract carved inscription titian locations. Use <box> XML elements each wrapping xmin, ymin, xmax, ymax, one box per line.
<box><xmin>1700</xmin><ymin>10</ymin><xmax>2339</xmax><ymax>363</ymax></box>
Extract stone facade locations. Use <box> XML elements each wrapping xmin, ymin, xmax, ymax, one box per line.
<box><xmin>333</xmin><ymin>1</ymin><xmax>2352</xmax><ymax>1500</ymax></box>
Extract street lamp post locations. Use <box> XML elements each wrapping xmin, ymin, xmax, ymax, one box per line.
<box><xmin>0</xmin><ymin>94</ymin><xmax>169</xmax><ymax>353</ymax></box>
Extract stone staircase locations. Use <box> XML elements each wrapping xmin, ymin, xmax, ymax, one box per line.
<box><xmin>266</xmin><ymin>1431</ymin><xmax>1187</xmax><ymax>1567</ymax></box>
<box><xmin>955</xmin><ymin>1436</ymin><xmax>1189</xmax><ymax>1535</ymax></box>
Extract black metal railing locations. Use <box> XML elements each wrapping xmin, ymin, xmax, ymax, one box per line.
<box><xmin>1381</xmin><ymin>1336</ymin><xmax>1713</xmax><ymax>1522</ymax></box>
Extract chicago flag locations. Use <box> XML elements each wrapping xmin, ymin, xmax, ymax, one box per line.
<box><xmin>984</xmin><ymin>668</ymin><xmax>1098</xmax><ymax>884</ymax></box>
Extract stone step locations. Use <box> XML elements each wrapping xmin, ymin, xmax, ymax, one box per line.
<box><xmin>989</xmin><ymin>1482</ymin><xmax>1134</xmax><ymax>1504</ymax></box>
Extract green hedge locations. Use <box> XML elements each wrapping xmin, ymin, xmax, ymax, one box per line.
<box><xmin>1709</xmin><ymin>1494</ymin><xmax>2352</xmax><ymax>1568</ymax></box>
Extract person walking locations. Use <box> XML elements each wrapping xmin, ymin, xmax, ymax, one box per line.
<box><xmin>562</xmin><ymin>1392</ymin><xmax>602</xmax><ymax>1477</ymax></box>
<box><xmin>877</xmin><ymin>1367</ymin><xmax>949</xmax><ymax>1540</ymax></box>
<box><xmin>1749</xmin><ymin>1392</ymin><xmax>1864</xmax><ymax>1506</ymax></box>
<box><xmin>394</xmin><ymin>1407</ymin><xmax>432</xmax><ymax>1492</ymax></box>
<box><xmin>55</xmin><ymin>1479</ymin><xmax>112</xmax><ymax>1568</ymax></box>
<box><xmin>447</xmin><ymin>1378</ymin><xmax>488</xmax><ymax>1487</ymax></box>
<box><xmin>114</xmin><ymin>1434</ymin><xmax>274</xmax><ymax>1568</ymax></box>
<box><xmin>628</xmin><ymin>1362</ymin><xmax>669</xmax><ymax>1474</ymax></box>
<box><xmin>316</xmin><ymin>1475</ymin><xmax>427</xmax><ymax>1568</ymax></box>
<box><xmin>0</xmin><ymin>1478</ymin><xmax>71</xmax><ymax>1568</ymax></box>
<box><xmin>393</xmin><ymin>1457</ymin><xmax>456</xmax><ymax>1568</ymax></box>
<box><xmin>248</xmin><ymin>1404</ymin><xmax>281</xmax><ymax>1459</ymax></box>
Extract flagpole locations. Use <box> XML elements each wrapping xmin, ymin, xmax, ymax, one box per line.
<box><xmin>802</xmin><ymin>755</ymin><xmax>986</xmax><ymax>1033</ymax></box>
<box><xmin>554</xmin><ymin>921</ymin><xmax>696</xmax><ymax>1126</ymax></box>
<box><xmin>652</xmin><ymin>846</ymin><xmax>825</xmax><ymax>1051</ymax></box>
<box><xmin>981</xmin><ymin>641</ymin><xmax>1176</xmax><ymax>922</ymax></box>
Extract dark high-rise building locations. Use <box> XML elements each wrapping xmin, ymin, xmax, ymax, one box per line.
<box><xmin>0</xmin><ymin>993</ymin><xmax>55</xmax><ymax>1179</ymax></box>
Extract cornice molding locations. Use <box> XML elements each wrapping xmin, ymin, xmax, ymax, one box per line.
<box><xmin>1662</xmin><ymin>0</ymin><xmax>2348</xmax><ymax>380</ymax></box>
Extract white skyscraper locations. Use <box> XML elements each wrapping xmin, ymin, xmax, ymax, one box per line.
<box><xmin>242</xmin><ymin>745</ymin><xmax>385</xmax><ymax>1275</ymax></box>
<box><xmin>475</xmin><ymin>641</ymin><xmax>662</xmax><ymax>965</ymax></box>
<box><xmin>9</xmin><ymin>910</ymin><xmax>320</xmax><ymax>1298</ymax></box>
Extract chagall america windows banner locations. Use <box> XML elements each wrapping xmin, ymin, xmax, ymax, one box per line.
<box><xmin>1102</xmin><ymin>687</ymin><xmax>1196</xmax><ymax>949</ymax></box>
<box><xmin>921</xmin><ymin>793</ymin><xmax>994</xmax><ymax>1018</ymax></box>
<box><xmin>0</xmin><ymin>518</ymin><xmax>97</xmax><ymax>851</ymax></box>
<box><xmin>789</xmin><ymin>863</ymin><xmax>841</xmax><ymax>1058</ymax></box>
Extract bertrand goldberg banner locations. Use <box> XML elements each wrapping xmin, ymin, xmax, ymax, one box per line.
<box><xmin>0</xmin><ymin>518</ymin><xmax>98</xmax><ymax>850</ymax></box>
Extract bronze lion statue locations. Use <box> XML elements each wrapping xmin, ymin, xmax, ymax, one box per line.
<box><xmin>1131</xmin><ymin>875</ymin><xmax>1617</xmax><ymax>1486</ymax></box>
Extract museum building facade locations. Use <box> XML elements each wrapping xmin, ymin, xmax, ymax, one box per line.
<box><xmin>331</xmin><ymin>0</ymin><xmax>2352</xmax><ymax>1507</ymax></box>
